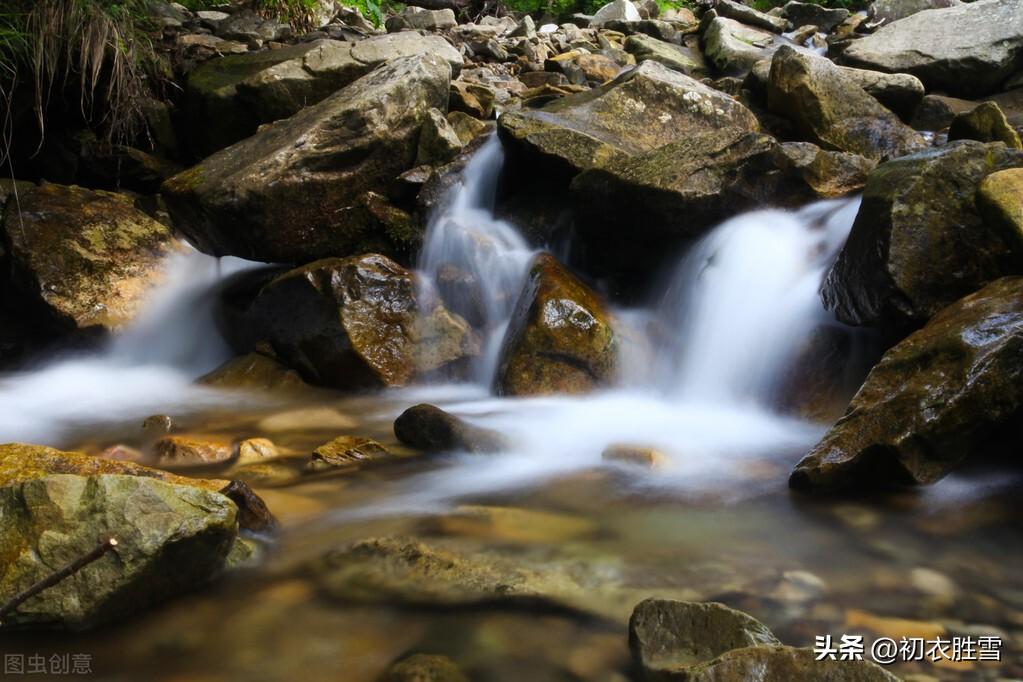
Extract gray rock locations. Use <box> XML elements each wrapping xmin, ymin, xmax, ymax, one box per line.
<box><xmin>0</xmin><ymin>474</ymin><xmax>237</xmax><ymax>630</ymax></box>
<box><xmin>216</xmin><ymin>9</ymin><xmax>291</xmax><ymax>43</ymax></box>
<box><xmin>416</xmin><ymin>108</ymin><xmax>465</xmax><ymax>166</ymax></box>
<box><xmin>625</xmin><ymin>33</ymin><xmax>707</xmax><ymax>77</ymax></box>
<box><xmin>768</xmin><ymin>46</ymin><xmax>926</xmax><ymax>161</ymax></box>
<box><xmin>629</xmin><ymin>598</ymin><xmax>780</xmax><ymax>677</ymax></box>
<box><xmin>822</xmin><ymin>141</ymin><xmax>1023</xmax><ymax>331</ymax></box>
<box><xmin>781</xmin><ymin>0</ymin><xmax>849</xmax><ymax>33</ymax></box>
<box><xmin>714</xmin><ymin>0</ymin><xmax>788</xmax><ymax>33</ymax></box>
<box><xmin>398</xmin><ymin>7</ymin><xmax>457</xmax><ymax>30</ymax></box>
<box><xmin>792</xmin><ymin>277</ymin><xmax>1023</xmax><ymax>491</ymax></box>
<box><xmin>591</xmin><ymin>0</ymin><xmax>641</xmax><ymax>26</ymax></box>
<box><xmin>869</xmin><ymin>0</ymin><xmax>962</xmax><ymax>25</ymax></box>
<box><xmin>844</xmin><ymin>0</ymin><xmax>1023</xmax><ymax>97</ymax></box>
<box><xmin>165</xmin><ymin>55</ymin><xmax>451</xmax><ymax>264</ymax></box>
<box><xmin>948</xmin><ymin>102</ymin><xmax>1023</xmax><ymax>149</ymax></box>
<box><xmin>703</xmin><ymin>14</ymin><xmax>781</xmax><ymax>76</ymax></box>
<box><xmin>686</xmin><ymin>646</ymin><xmax>901</xmax><ymax>681</ymax></box>
<box><xmin>183</xmin><ymin>34</ymin><xmax>462</xmax><ymax>156</ymax></box>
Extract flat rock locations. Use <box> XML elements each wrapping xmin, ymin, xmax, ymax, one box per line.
<box><xmin>685</xmin><ymin>645</ymin><xmax>900</xmax><ymax>681</ymax></box>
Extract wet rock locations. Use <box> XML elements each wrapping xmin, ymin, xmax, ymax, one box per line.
<box><xmin>0</xmin><ymin>474</ymin><xmax>237</xmax><ymax>630</ymax></box>
<box><xmin>310</xmin><ymin>436</ymin><xmax>392</xmax><ymax>468</ymax></box>
<box><xmin>236</xmin><ymin>438</ymin><xmax>279</xmax><ymax>465</ymax></box>
<box><xmin>387</xmin><ymin>654</ymin><xmax>468</xmax><ymax>682</ymax></box>
<box><xmin>909</xmin><ymin>94</ymin><xmax>976</xmax><ymax>131</ymax></box>
<box><xmin>500</xmin><ymin>59</ymin><xmax>759</xmax><ymax>175</ymax></box>
<box><xmin>198</xmin><ymin>353</ymin><xmax>307</xmax><ymax>391</ymax></box>
<box><xmin>394</xmin><ymin>403</ymin><xmax>507</xmax><ymax>454</ymax></box>
<box><xmin>446</xmin><ymin>112</ymin><xmax>489</xmax><ymax>146</ymax></box>
<box><xmin>791</xmin><ymin>277</ymin><xmax>1023</xmax><ymax>491</ymax></box>
<box><xmin>0</xmin><ymin>184</ymin><xmax>176</xmax><ymax>336</ymax></box>
<box><xmin>702</xmin><ymin>14</ymin><xmax>780</xmax><ymax>77</ymax></box>
<box><xmin>978</xmin><ymin>168</ymin><xmax>1023</xmax><ymax>251</ymax></box>
<box><xmin>141</xmin><ymin>414</ymin><xmax>174</xmax><ymax>437</ymax></box>
<box><xmin>714</xmin><ymin>0</ymin><xmax>788</xmax><ymax>34</ymax></box>
<box><xmin>239</xmin><ymin>254</ymin><xmax>478</xmax><ymax>389</ymax></box>
<box><xmin>684</xmin><ymin>645</ymin><xmax>899</xmax><ymax>681</ymax></box>
<box><xmin>0</xmin><ymin>443</ymin><xmax>273</xmax><ymax>532</ymax></box>
<box><xmin>771</xmin><ymin>142</ymin><xmax>876</xmax><ymax>198</ymax></box>
<box><xmin>257</xmin><ymin>407</ymin><xmax>357</xmax><ymax>433</ymax></box>
<box><xmin>629</xmin><ymin>598</ymin><xmax>780</xmax><ymax>677</ymax></box>
<box><xmin>948</xmin><ymin>102</ymin><xmax>1023</xmax><ymax>149</ymax></box>
<box><xmin>843</xmin><ymin>0</ymin><xmax>1023</xmax><ymax>98</ymax></box>
<box><xmin>422</xmin><ymin>505</ymin><xmax>596</xmax><ymax>544</ymax></box>
<box><xmin>164</xmin><ymin>55</ymin><xmax>450</xmax><ymax>264</ymax></box>
<box><xmin>781</xmin><ymin>1</ymin><xmax>849</xmax><ymax>33</ymax></box>
<box><xmin>767</xmin><ymin>46</ymin><xmax>925</xmax><ymax>161</ymax></box>
<box><xmin>495</xmin><ymin>254</ymin><xmax>618</xmax><ymax>396</ymax></box>
<box><xmin>450</xmin><ymin>80</ymin><xmax>496</xmax><ymax>119</ymax></box>
<box><xmin>602</xmin><ymin>444</ymin><xmax>668</xmax><ymax>469</ymax></box>
<box><xmin>822</xmin><ymin>141</ymin><xmax>1023</xmax><ymax>331</ymax></box>
<box><xmin>574</xmin><ymin>53</ymin><xmax>625</xmax><ymax>84</ymax></box>
<box><xmin>624</xmin><ymin>34</ymin><xmax>707</xmax><ymax>78</ymax></box>
<box><xmin>154</xmin><ymin>435</ymin><xmax>234</xmax><ymax>466</ymax></box>
<box><xmin>837</xmin><ymin>67</ymin><xmax>925</xmax><ymax>122</ymax></box>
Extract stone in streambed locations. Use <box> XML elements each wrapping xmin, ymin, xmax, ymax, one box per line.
<box><xmin>0</xmin><ymin>443</ymin><xmax>274</xmax><ymax>532</ymax></box>
<box><xmin>310</xmin><ymin>436</ymin><xmax>392</xmax><ymax>469</ymax></box>
<box><xmin>767</xmin><ymin>46</ymin><xmax>925</xmax><ymax>161</ymax></box>
<box><xmin>0</xmin><ymin>184</ymin><xmax>177</xmax><ymax>337</ymax></box>
<box><xmin>198</xmin><ymin>352</ymin><xmax>308</xmax><ymax>391</ymax></box>
<box><xmin>394</xmin><ymin>403</ymin><xmax>507</xmax><ymax>454</ymax></box>
<box><xmin>791</xmin><ymin>277</ymin><xmax>1023</xmax><ymax>491</ymax></box>
<box><xmin>237</xmin><ymin>254</ymin><xmax>478</xmax><ymax>389</ymax></box>
<box><xmin>602</xmin><ymin>444</ymin><xmax>668</xmax><ymax>469</ymax></box>
<box><xmin>978</xmin><ymin>169</ymin><xmax>1023</xmax><ymax>250</ymax></box>
<box><xmin>781</xmin><ymin>1</ymin><xmax>848</xmax><ymax>33</ymax></box>
<box><xmin>702</xmin><ymin>14</ymin><xmax>780</xmax><ymax>77</ymax></box>
<box><xmin>495</xmin><ymin>253</ymin><xmax>618</xmax><ymax>396</ymax></box>
<box><xmin>713</xmin><ymin>0</ymin><xmax>788</xmax><ymax>33</ymax></box>
<box><xmin>154</xmin><ymin>434</ymin><xmax>234</xmax><ymax>465</ymax></box>
<box><xmin>948</xmin><ymin>102</ymin><xmax>1023</xmax><ymax>149</ymax></box>
<box><xmin>164</xmin><ymin>55</ymin><xmax>450</xmax><ymax>265</ymax></box>
<box><xmin>822</xmin><ymin>141</ymin><xmax>1023</xmax><ymax>332</ymax></box>
<box><xmin>0</xmin><ymin>474</ymin><xmax>237</xmax><ymax>630</ymax></box>
<box><xmin>387</xmin><ymin>654</ymin><xmax>468</xmax><ymax>682</ymax></box>
<box><xmin>629</xmin><ymin>598</ymin><xmax>780</xmax><ymax>676</ymax></box>
<box><xmin>684</xmin><ymin>645</ymin><xmax>900</xmax><ymax>681</ymax></box>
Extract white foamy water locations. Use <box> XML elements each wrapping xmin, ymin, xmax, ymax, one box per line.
<box><xmin>0</xmin><ymin>248</ymin><xmax>263</xmax><ymax>445</ymax></box>
<box><xmin>418</xmin><ymin>136</ymin><xmax>537</xmax><ymax>384</ymax></box>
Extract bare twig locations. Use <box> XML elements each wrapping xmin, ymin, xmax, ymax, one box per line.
<box><xmin>0</xmin><ymin>537</ymin><xmax>119</xmax><ymax>627</ymax></box>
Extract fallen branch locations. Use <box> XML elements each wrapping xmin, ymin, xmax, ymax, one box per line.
<box><xmin>0</xmin><ymin>537</ymin><xmax>119</xmax><ymax>626</ymax></box>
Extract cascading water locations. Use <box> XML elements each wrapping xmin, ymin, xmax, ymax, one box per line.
<box><xmin>0</xmin><ymin>248</ymin><xmax>263</xmax><ymax>445</ymax></box>
<box><xmin>417</xmin><ymin>136</ymin><xmax>536</xmax><ymax>384</ymax></box>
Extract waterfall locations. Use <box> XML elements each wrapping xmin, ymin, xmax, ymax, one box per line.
<box><xmin>0</xmin><ymin>249</ymin><xmax>262</xmax><ymax>446</ymax></box>
<box><xmin>651</xmin><ymin>198</ymin><xmax>861</xmax><ymax>405</ymax></box>
<box><xmin>418</xmin><ymin>136</ymin><xmax>536</xmax><ymax>384</ymax></box>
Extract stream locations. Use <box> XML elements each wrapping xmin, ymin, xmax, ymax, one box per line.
<box><xmin>2</xmin><ymin>137</ymin><xmax>1021</xmax><ymax>681</ymax></box>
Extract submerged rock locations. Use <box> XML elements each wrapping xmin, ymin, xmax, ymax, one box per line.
<box><xmin>495</xmin><ymin>254</ymin><xmax>618</xmax><ymax>396</ymax></box>
<box><xmin>767</xmin><ymin>46</ymin><xmax>925</xmax><ymax>161</ymax></box>
<box><xmin>629</xmin><ymin>598</ymin><xmax>780</xmax><ymax>677</ymax></box>
<box><xmin>310</xmin><ymin>436</ymin><xmax>392</xmax><ymax>468</ymax></box>
<box><xmin>822</xmin><ymin>141</ymin><xmax>1023</xmax><ymax>332</ymax></box>
<box><xmin>164</xmin><ymin>55</ymin><xmax>450</xmax><ymax>264</ymax></box>
<box><xmin>0</xmin><ymin>443</ymin><xmax>274</xmax><ymax>532</ymax></box>
<box><xmin>238</xmin><ymin>254</ymin><xmax>477</xmax><ymax>389</ymax></box>
<box><xmin>387</xmin><ymin>654</ymin><xmax>469</xmax><ymax>682</ymax></box>
<box><xmin>791</xmin><ymin>277</ymin><xmax>1023</xmax><ymax>491</ymax></box>
<box><xmin>0</xmin><ymin>184</ymin><xmax>176</xmax><ymax>336</ymax></box>
<box><xmin>498</xmin><ymin>60</ymin><xmax>759</xmax><ymax>177</ymax></box>
<box><xmin>154</xmin><ymin>435</ymin><xmax>235</xmax><ymax>466</ymax></box>
<box><xmin>394</xmin><ymin>403</ymin><xmax>507</xmax><ymax>454</ymax></box>
<box><xmin>843</xmin><ymin>0</ymin><xmax>1023</xmax><ymax>98</ymax></box>
<box><xmin>198</xmin><ymin>352</ymin><xmax>308</xmax><ymax>391</ymax></box>
<box><xmin>684</xmin><ymin>645</ymin><xmax>899</xmax><ymax>681</ymax></box>
<box><xmin>0</xmin><ymin>474</ymin><xmax>237</xmax><ymax>630</ymax></box>
<box><xmin>184</xmin><ymin>35</ymin><xmax>462</xmax><ymax>155</ymax></box>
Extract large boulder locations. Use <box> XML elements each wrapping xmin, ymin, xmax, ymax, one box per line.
<box><xmin>164</xmin><ymin>55</ymin><xmax>451</xmax><ymax>264</ymax></box>
<box><xmin>184</xmin><ymin>35</ymin><xmax>462</xmax><ymax>156</ymax></box>
<box><xmin>629</xmin><ymin>598</ymin><xmax>780</xmax><ymax>677</ymax></box>
<box><xmin>978</xmin><ymin>168</ymin><xmax>1023</xmax><ymax>247</ymax></box>
<box><xmin>869</xmin><ymin>0</ymin><xmax>961</xmax><ymax>24</ymax></box>
<box><xmin>394</xmin><ymin>403</ymin><xmax>508</xmax><ymax>454</ymax></box>
<box><xmin>0</xmin><ymin>443</ymin><xmax>275</xmax><ymax>532</ymax></box>
<box><xmin>791</xmin><ymin>276</ymin><xmax>1023</xmax><ymax>491</ymax></box>
<box><xmin>624</xmin><ymin>34</ymin><xmax>708</xmax><ymax>78</ymax></box>
<box><xmin>713</xmin><ymin>0</ymin><xmax>788</xmax><ymax>33</ymax></box>
<box><xmin>843</xmin><ymin>0</ymin><xmax>1023</xmax><ymax>98</ymax></box>
<box><xmin>768</xmin><ymin>46</ymin><xmax>926</xmax><ymax>161</ymax></box>
<box><xmin>571</xmin><ymin>129</ymin><xmax>872</xmax><ymax>240</ymax></box>
<box><xmin>781</xmin><ymin>1</ymin><xmax>849</xmax><ymax>33</ymax></box>
<box><xmin>822</xmin><ymin>141</ymin><xmax>1023</xmax><ymax>332</ymax></box>
<box><xmin>236</xmin><ymin>254</ymin><xmax>478</xmax><ymax>389</ymax></box>
<box><xmin>948</xmin><ymin>102</ymin><xmax>1023</xmax><ymax>149</ymax></box>
<box><xmin>495</xmin><ymin>253</ymin><xmax>618</xmax><ymax>396</ymax></box>
<box><xmin>0</xmin><ymin>184</ymin><xmax>176</xmax><ymax>336</ymax></box>
<box><xmin>0</xmin><ymin>474</ymin><xmax>237</xmax><ymax>630</ymax></box>
<box><xmin>498</xmin><ymin>60</ymin><xmax>759</xmax><ymax>177</ymax></box>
